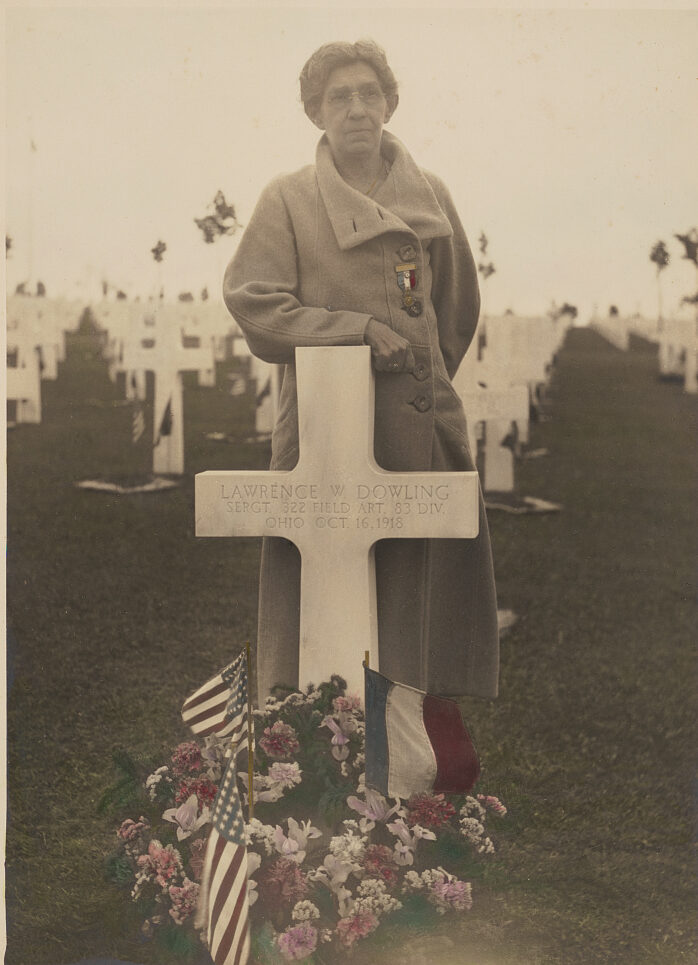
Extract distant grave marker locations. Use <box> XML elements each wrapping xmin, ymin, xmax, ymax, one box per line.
<box><xmin>120</xmin><ymin>312</ymin><xmax>216</xmax><ymax>474</ymax></box>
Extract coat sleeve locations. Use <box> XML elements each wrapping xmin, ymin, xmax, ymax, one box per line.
<box><xmin>222</xmin><ymin>177</ymin><xmax>372</xmax><ymax>364</ymax></box>
<box><xmin>426</xmin><ymin>174</ymin><xmax>481</xmax><ymax>379</ymax></box>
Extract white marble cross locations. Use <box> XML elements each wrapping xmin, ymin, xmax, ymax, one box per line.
<box><xmin>121</xmin><ymin>315</ymin><xmax>215</xmax><ymax>474</ymax></box>
<box><xmin>196</xmin><ymin>346</ymin><xmax>480</xmax><ymax>697</ymax></box>
<box><xmin>7</xmin><ymin>333</ymin><xmax>42</xmax><ymax>424</ymax></box>
<box><xmin>453</xmin><ymin>352</ymin><xmax>529</xmax><ymax>493</ymax></box>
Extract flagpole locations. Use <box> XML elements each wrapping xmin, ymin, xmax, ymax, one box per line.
<box><xmin>364</xmin><ymin>650</ymin><xmax>369</xmax><ymax>668</ymax></box>
<box><xmin>246</xmin><ymin>641</ymin><xmax>254</xmax><ymax>819</ymax></box>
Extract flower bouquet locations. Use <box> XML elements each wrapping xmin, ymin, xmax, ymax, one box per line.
<box><xmin>103</xmin><ymin>675</ymin><xmax>506</xmax><ymax>963</ymax></box>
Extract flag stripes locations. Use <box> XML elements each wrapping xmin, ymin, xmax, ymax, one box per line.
<box><xmin>132</xmin><ymin>406</ymin><xmax>145</xmax><ymax>444</ymax></box>
<box><xmin>208</xmin><ymin>830</ymin><xmax>250</xmax><ymax>964</ymax></box>
<box><xmin>365</xmin><ymin>664</ymin><xmax>480</xmax><ymax>798</ymax></box>
<box><xmin>183</xmin><ymin>651</ymin><xmax>251</xmax><ymax>965</ymax></box>
<box><xmin>181</xmin><ymin>652</ymin><xmax>248</xmax><ymax>756</ymax></box>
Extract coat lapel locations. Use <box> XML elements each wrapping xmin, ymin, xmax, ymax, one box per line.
<box><xmin>316</xmin><ymin>131</ymin><xmax>453</xmax><ymax>251</ymax></box>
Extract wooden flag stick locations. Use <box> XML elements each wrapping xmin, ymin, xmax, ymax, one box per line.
<box><xmin>364</xmin><ymin>650</ymin><xmax>370</xmax><ymax>668</ymax></box>
<box><xmin>246</xmin><ymin>641</ymin><xmax>254</xmax><ymax>820</ymax></box>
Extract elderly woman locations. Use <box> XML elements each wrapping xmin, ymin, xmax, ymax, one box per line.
<box><xmin>223</xmin><ymin>39</ymin><xmax>499</xmax><ymax>704</ymax></box>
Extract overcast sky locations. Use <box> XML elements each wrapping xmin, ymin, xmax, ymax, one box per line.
<box><xmin>5</xmin><ymin>5</ymin><xmax>697</xmax><ymax>321</ymax></box>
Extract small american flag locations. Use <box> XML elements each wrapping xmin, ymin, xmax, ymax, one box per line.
<box><xmin>132</xmin><ymin>405</ymin><xmax>146</xmax><ymax>444</ymax></box>
<box><xmin>155</xmin><ymin>396</ymin><xmax>173</xmax><ymax>443</ymax></box>
<box><xmin>181</xmin><ymin>651</ymin><xmax>249</xmax><ymax>758</ymax></box>
<box><xmin>183</xmin><ymin>651</ymin><xmax>251</xmax><ymax>965</ymax></box>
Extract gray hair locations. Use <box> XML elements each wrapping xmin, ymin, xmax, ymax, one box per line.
<box><xmin>299</xmin><ymin>39</ymin><xmax>399</xmax><ymax>121</ymax></box>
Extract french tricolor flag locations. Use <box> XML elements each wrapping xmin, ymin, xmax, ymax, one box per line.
<box><xmin>364</xmin><ymin>665</ymin><xmax>480</xmax><ymax>799</ymax></box>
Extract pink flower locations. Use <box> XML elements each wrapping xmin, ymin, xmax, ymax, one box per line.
<box><xmin>333</xmin><ymin>695</ymin><xmax>361</xmax><ymax>714</ymax></box>
<box><xmin>259</xmin><ymin>721</ymin><xmax>300</xmax><ymax>759</ymax></box>
<box><xmin>174</xmin><ymin>776</ymin><xmax>218</xmax><ymax>809</ymax></box>
<box><xmin>406</xmin><ymin>792</ymin><xmax>456</xmax><ymax>829</ymax></box>
<box><xmin>277</xmin><ymin>922</ymin><xmax>318</xmax><ymax>961</ymax></box>
<box><xmin>137</xmin><ymin>840</ymin><xmax>184</xmax><ymax>890</ymax></box>
<box><xmin>477</xmin><ymin>794</ymin><xmax>508</xmax><ymax>817</ymax></box>
<box><xmin>361</xmin><ymin>844</ymin><xmax>399</xmax><ymax>886</ymax></box>
<box><xmin>170</xmin><ymin>741</ymin><xmax>203</xmax><ymax>777</ymax></box>
<box><xmin>117</xmin><ymin>817</ymin><xmax>150</xmax><ymax>842</ymax></box>
<box><xmin>336</xmin><ymin>911</ymin><xmax>379</xmax><ymax>947</ymax></box>
<box><xmin>268</xmin><ymin>762</ymin><xmax>303</xmax><ymax>789</ymax></box>
<box><xmin>258</xmin><ymin>858</ymin><xmax>309</xmax><ymax>907</ymax></box>
<box><xmin>168</xmin><ymin>877</ymin><xmax>200</xmax><ymax>924</ymax></box>
<box><xmin>430</xmin><ymin>877</ymin><xmax>473</xmax><ymax>913</ymax></box>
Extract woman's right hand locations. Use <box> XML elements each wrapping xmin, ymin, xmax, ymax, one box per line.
<box><xmin>364</xmin><ymin>318</ymin><xmax>415</xmax><ymax>373</ymax></box>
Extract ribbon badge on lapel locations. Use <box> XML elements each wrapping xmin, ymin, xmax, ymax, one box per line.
<box><xmin>395</xmin><ymin>262</ymin><xmax>423</xmax><ymax>317</ymax></box>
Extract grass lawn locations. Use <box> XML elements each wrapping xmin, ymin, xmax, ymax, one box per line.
<box><xmin>6</xmin><ymin>323</ymin><xmax>696</xmax><ymax>964</ymax></box>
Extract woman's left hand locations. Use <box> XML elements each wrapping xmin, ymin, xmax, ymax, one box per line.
<box><xmin>364</xmin><ymin>317</ymin><xmax>416</xmax><ymax>373</ymax></box>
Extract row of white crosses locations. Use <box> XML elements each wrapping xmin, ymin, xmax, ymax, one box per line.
<box><xmin>452</xmin><ymin>314</ymin><xmax>569</xmax><ymax>492</ymax></box>
<box><xmin>6</xmin><ymin>296</ymin><xmax>84</xmax><ymax>424</ymax></box>
<box><xmin>589</xmin><ymin>312</ymin><xmax>697</xmax><ymax>394</ymax></box>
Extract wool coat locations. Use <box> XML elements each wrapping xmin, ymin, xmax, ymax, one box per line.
<box><xmin>223</xmin><ymin>130</ymin><xmax>499</xmax><ymax>702</ymax></box>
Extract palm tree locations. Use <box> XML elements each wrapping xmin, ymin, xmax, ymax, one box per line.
<box><xmin>674</xmin><ymin>229</ymin><xmax>698</xmax><ymax>323</ymax></box>
<box><xmin>649</xmin><ymin>240</ymin><xmax>670</xmax><ymax>326</ymax></box>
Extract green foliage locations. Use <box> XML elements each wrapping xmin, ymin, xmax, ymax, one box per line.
<box><xmin>390</xmin><ymin>893</ymin><xmax>439</xmax><ymax>931</ymax></box>
<box><xmin>317</xmin><ymin>782</ymin><xmax>353</xmax><ymax>827</ymax></box>
<box><xmin>251</xmin><ymin>921</ymin><xmax>283</xmax><ymax>965</ymax></box>
<box><xmin>104</xmin><ymin>853</ymin><xmax>135</xmax><ymax>887</ymax></box>
<box><xmin>155</xmin><ymin>922</ymin><xmax>202</xmax><ymax>960</ymax></box>
<box><xmin>97</xmin><ymin>750</ymin><xmax>145</xmax><ymax>814</ymax></box>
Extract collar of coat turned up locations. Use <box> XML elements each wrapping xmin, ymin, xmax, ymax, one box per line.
<box><xmin>315</xmin><ymin>130</ymin><xmax>453</xmax><ymax>251</ymax></box>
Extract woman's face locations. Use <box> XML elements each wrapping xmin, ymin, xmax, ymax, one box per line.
<box><xmin>315</xmin><ymin>62</ymin><xmax>392</xmax><ymax>165</ymax></box>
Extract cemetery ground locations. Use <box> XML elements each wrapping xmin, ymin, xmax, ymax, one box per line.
<box><xmin>6</xmin><ymin>325</ymin><xmax>696</xmax><ymax>965</ymax></box>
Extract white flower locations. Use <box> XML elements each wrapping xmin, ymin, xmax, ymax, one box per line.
<box><xmin>477</xmin><ymin>836</ymin><xmax>495</xmax><ymax>855</ymax></box>
<box><xmin>402</xmin><ymin>870</ymin><xmax>424</xmax><ymax>892</ymax></box>
<box><xmin>145</xmin><ymin>765</ymin><xmax>171</xmax><ymax>801</ymax></box>
<box><xmin>291</xmin><ymin>900</ymin><xmax>321</xmax><ymax>922</ymax></box>
<box><xmin>354</xmin><ymin>878</ymin><xmax>402</xmax><ymax>917</ymax></box>
<box><xmin>460</xmin><ymin>796</ymin><xmax>486</xmax><ymax>821</ymax></box>
<box><xmin>459</xmin><ymin>816</ymin><xmax>486</xmax><ymax>845</ymax></box>
<box><xmin>387</xmin><ymin>818</ymin><xmax>435</xmax><ymax>865</ymax></box>
<box><xmin>347</xmin><ymin>788</ymin><xmax>402</xmax><ymax>830</ymax></box>
<box><xmin>245</xmin><ymin>818</ymin><xmax>276</xmax><ymax>854</ymax></box>
<box><xmin>329</xmin><ymin>830</ymin><xmax>366</xmax><ymax>869</ymax></box>
<box><xmin>245</xmin><ymin>851</ymin><xmax>262</xmax><ymax>906</ymax></box>
<box><xmin>162</xmin><ymin>795</ymin><xmax>210</xmax><ymax>841</ymax></box>
<box><xmin>272</xmin><ymin>817</ymin><xmax>322</xmax><ymax>864</ymax></box>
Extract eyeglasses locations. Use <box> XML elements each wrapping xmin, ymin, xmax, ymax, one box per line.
<box><xmin>325</xmin><ymin>84</ymin><xmax>385</xmax><ymax>108</ymax></box>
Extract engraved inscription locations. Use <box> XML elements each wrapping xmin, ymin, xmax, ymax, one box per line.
<box><xmin>216</xmin><ymin>478</ymin><xmax>452</xmax><ymax>535</ymax></box>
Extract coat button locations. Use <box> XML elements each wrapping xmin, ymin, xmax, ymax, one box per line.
<box><xmin>412</xmin><ymin>362</ymin><xmax>429</xmax><ymax>382</ymax></box>
<box><xmin>410</xmin><ymin>394</ymin><xmax>432</xmax><ymax>413</ymax></box>
<box><xmin>398</xmin><ymin>243</ymin><xmax>417</xmax><ymax>261</ymax></box>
